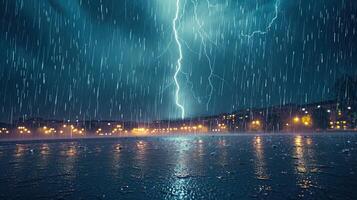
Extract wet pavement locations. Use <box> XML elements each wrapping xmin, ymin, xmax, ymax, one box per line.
<box><xmin>0</xmin><ymin>133</ymin><xmax>356</xmax><ymax>200</ymax></box>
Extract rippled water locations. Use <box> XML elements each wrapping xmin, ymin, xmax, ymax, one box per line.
<box><xmin>0</xmin><ymin>133</ymin><xmax>357</xmax><ymax>200</ymax></box>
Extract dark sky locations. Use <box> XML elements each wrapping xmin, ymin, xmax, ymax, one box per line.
<box><xmin>0</xmin><ymin>0</ymin><xmax>356</xmax><ymax>122</ymax></box>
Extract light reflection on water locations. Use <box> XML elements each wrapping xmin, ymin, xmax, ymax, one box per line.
<box><xmin>0</xmin><ymin>134</ymin><xmax>356</xmax><ymax>200</ymax></box>
<box><xmin>171</xmin><ymin>138</ymin><xmax>191</xmax><ymax>199</ymax></box>
<box><xmin>196</xmin><ymin>139</ymin><xmax>204</xmax><ymax>158</ymax></box>
<box><xmin>252</xmin><ymin>136</ymin><xmax>269</xmax><ymax>180</ymax></box>
<box><xmin>40</xmin><ymin>144</ymin><xmax>50</xmax><ymax>156</ymax></box>
<box><xmin>217</xmin><ymin>138</ymin><xmax>228</xmax><ymax>166</ymax></box>
<box><xmin>135</xmin><ymin>140</ymin><xmax>148</xmax><ymax>166</ymax></box>
<box><xmin>294</xmin><ymin>135</ymin><xmax>306</xmax><ymax>173</ymax></box>
<box><xmin>293</xmin><ymin>135</ymin><xmax>319</xmax><ymax>194</ymax></box>
<box><xmin>59</xmin><ymin>143</ymin><xmax>78</xmax><ymax>183</ymax></box>
<box><xmin>163</xmin><ymin>137</ymin><xmax>213</xmax><ymax>199</ymax></box>
<box><xmin>38</xmin><ymin>143</ymin><xmax>50</xmax><ymax>168</ymax></box>
<box><xmin>14</xmin><ymin>144</ymin><xmax>27</xmax><ymax>158</ymax></box>
<box><xmin>111</xmin><ymin>143</ymin><xmax>122</xmax><ymax>177</ymax></box>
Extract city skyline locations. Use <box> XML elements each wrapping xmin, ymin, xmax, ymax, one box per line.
<box><xmin>1</xmin><ymin>98</ymin><xmax>355</xmax><ymax>140</ymax></box>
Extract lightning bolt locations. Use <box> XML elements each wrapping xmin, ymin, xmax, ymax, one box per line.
<box><xmin>170</xmin><ymin>0</ymin><xmax>280</xmax><ymax>119</ymax></box>
<box><xmin>173</xmin><ymin>0</ymin><xmax>185</xmax><ymax>119</ymax></box>
<box><xmin>241</xmin><ymin>0</ymin><xmax>280</xmax><ymax>39</ymax></box>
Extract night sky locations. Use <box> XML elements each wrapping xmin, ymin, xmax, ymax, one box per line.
<box><xmin>0</xmin><ymin>0</ymin><xmax>356</xmax><ymax>122</ymax></box>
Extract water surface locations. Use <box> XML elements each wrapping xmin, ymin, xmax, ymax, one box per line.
<box><xmin>0</xmin><ymin>133</ymin><xmax>356</xmax><ymax>199</ymax></box>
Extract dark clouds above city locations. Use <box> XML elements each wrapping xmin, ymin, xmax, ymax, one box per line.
<box><xmin>0</xmin><ymin>0</ymin><xmax>356</xmax><ymax>122</ymax></box>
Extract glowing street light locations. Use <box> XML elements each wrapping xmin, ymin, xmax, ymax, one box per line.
<box><xmin>293</xmin><ymin>117</ymin><xmax>300</xmax><ymax>124</ymax></box>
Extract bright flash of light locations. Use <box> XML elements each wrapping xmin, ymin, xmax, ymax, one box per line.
<box><xmin>173</xmin><ymin>0</ymin><xmax>185</xmax><ymax>119</ymax></box>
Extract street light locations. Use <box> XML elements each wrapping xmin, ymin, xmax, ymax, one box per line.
<box><xmin>293</xmin><ymin>117</ymin><xmax>300</xmax><ymax>124</ymax></box>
